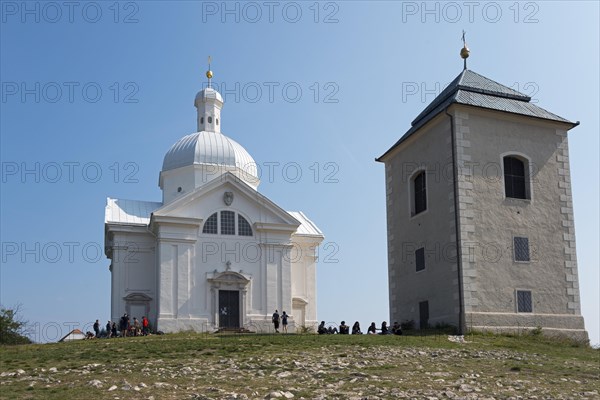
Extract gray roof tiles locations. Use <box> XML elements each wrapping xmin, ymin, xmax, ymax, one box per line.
<box><xmin>377</xmin><ymin>69</ymin><xmax>576</xmax><ymax>161</ymax></box>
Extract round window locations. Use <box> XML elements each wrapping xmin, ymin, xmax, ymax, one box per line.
<box><xmin>208</xmin><ymin>116</ymin><xmax>213</xmax><ymax>124</ymax></box>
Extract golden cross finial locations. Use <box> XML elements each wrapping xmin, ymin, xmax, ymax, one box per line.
<box><xmin>206</xmin><ymin>56</ymin><xmax>213</xmax><ymax>88</ymax></box>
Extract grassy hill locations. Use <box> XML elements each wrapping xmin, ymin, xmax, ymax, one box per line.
<box><xmin>0</xmin><ymin>332</ymin><xmax>598</xmax><ymax>399</ymax></box>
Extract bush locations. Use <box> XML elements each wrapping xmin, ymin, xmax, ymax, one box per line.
<box><xmin>0</xmin><ymin>305</ymin><xmax>32</xmax><ymax>345</ymax></box>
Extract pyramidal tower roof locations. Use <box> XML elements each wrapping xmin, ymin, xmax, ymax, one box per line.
<box><xmin>377</xmin><ymin>69</ymin><xmax>577</xmax><ymax>161</ymax></box>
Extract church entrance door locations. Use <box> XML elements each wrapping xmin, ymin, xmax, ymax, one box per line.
<box><xmin>218</xmin><ymin>290</ymin><xmax>240</xmax><ymax>329</ymax></box>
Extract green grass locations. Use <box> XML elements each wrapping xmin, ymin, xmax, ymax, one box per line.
<box><xmin>0</xmin><ymin>332</ymin><xmax>598</xmax><ymax>399</ymax></box>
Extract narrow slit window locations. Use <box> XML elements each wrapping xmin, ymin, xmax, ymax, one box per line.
<box><xmin>414</xmin><ymin>171</ymin><xmax>427</xmax><ymax>215</ymax></box>
<box><xmin>415</xmin><ymin>247</ymin><xmax>425</xmax><ymax>272</ymax></box>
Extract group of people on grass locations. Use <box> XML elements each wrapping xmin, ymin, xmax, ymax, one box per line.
<box><xmin>318</xmin><ymin>320</ymin><xmax>403</xmax><ymax>335</ymax></box>
<box><xmin>92</xmin><ymin>314</ymin><xmax>150</xmax><ymax>338</ymax></box>
<box><xmin>270</xmin><ymin>309</ymin><xmax>403</xmax><ymax>335</ymax></box>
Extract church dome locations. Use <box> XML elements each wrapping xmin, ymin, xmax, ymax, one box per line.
<box><xmin>162</xmin><ymin>130</ymin><xmax>258</xmax><ymax>178</ymax></box>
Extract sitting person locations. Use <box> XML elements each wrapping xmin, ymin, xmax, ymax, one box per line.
<box><xmin>318</xmin><ymin>321</ymin><xmax>328</xmax><ymax>335</ymax></box>
<box><xmin>380</xmin><ymin>321</ymin><xmax>390</xmax><ymax>335</ymax></box>
<box><xmin>352</xmin><ymin>321</ymin><xmax>363</xmax><ymax>335</ymax></box>
<box><xmin>339</xmin><ymin>321</ymin><xmax>349</xmax><ymax>334</ymax></box>
<box><xmin>133</xmin><ymin>317</ymin><xmax>142</xmax><ymax>336</ymax></box>
<box><xmin>391</xmin><ymin>321</ymin><xmax>402</xmax><ymax>335</ymax></box>
<box><xmin>327</xmin><ymin>326</ymin><xmax>338</xmax><ymax>334</ymax></box>
<box><xmin>367</xmin><ymin>322</ymin><xmax>377</xmax><ymax>334</ymax></box>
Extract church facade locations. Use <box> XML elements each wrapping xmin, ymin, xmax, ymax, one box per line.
<box><xmin>104</xmin><ymin>74</ymin><xmax>323</xmax><ymax>333</ymax></box>
<box><xmin>377</xmin><ymin>68</ymin><xmax>587</xmax><ymax>340</ymax></box>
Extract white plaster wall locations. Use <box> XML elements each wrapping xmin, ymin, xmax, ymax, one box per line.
<box><xmin>450</xmin><ymin>106</ymin><xmax>586</xmax><ymax>338</ymax></box>
<box><xmin>108</xmin><ymin>230</ymin><xmax>157</xmax><ymax>324</ymax></box>
<box><xmin>383</xmin><ymin>114</ymin><xmax>460</xmax><ymax>329</ymax></box>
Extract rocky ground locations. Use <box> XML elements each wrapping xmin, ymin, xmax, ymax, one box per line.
<box><xmin>0</xmin><ymin>333</ymin><xmax>598</xmax><ymax>399</ymax></box>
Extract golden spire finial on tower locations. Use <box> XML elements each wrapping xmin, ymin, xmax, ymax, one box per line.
<box><xmin>460</xmin><ymin>30</ymin><xmax>470</xmax><ymax>70</ymax></box>
<box><xmin>206</xmin><ymin>56</ymin><xmax>213</xmax><ymax>88</ymax></box>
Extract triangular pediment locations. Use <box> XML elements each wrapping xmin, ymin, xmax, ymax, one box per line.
<box><xmin>151</xmin><ymin>173</ymin><xmax>300</xmax><ymax>229</ymax></box>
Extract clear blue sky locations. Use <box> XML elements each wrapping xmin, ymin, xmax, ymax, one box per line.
<box><xmin>1</xmin><ymin>1</ymin><xmax>598</xmax><ymax>345</ymax></box>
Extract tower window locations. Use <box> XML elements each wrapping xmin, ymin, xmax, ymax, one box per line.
<box><xmin>208</xmin><ymin>116</ymin><xmax>213</xmax><ymax>124</ymax></box>
<box><xmin>411</xmin><ymin>171</ymin><xmax>427</xmax><ymax>216</ymax></box>
<box><xmin>516</xmin><ymin>290</ymin><xmax>533</xmax><ymax>313</ymax></box>
<box><xmin>202</xmin><ymin>213</ymin><xmax>218</xmax><ymax>234</ymax></box>
<box><xmin>200</xmin><ymin>117</ymin><xmax>204</xmax><ymax>124</ymax></box>
<box><xmin>514</xmin><ymin>237</ymin><xmax>530</xmax><ymax>262</ymax></box>
<box><xmin>504</xmin><ymin>156</ymin><xmax>528</xmax><ymax>199</ymax></box>
<box><xmin>216</xmin><ymin>118</ymin><xmax>219</xmax><ymax>125</ymax></box>
<box><xmin>415</xmin><ymin>247</ymin><xmax>425</xmax><ymax>272</ymax></box>
<box><xmin>220</xmin><ymin>211</ymin><xmax>235</xmax><ymax>235</ymax></box>
<box><xmin>238</xmin><ymin>215</ymin><xmax>253</xmax><ymax>236</ymax></box>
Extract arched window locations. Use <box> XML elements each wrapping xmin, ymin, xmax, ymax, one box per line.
<box><xmin>412</xmin><ymin>171</ymin><xmax>427</xmax><ymax>216</ymax></box>
<box><xmin>202</xmin><ymin>211</ymin><xmax>253</xmax><ymax>236</ymax></box>
<box><xmin>202</xmin><ymin>212</ymin><xmax>218</xmax><ymax>234</ymax></box>
<box><xmin>238</xmin><ymin>215</ymin><xmax>253</xmax><ymax>236</ymax></box>
<box><xmin>200</xmin><ymin>117</ymin><xmax>204</xmax><ymax>124</ymax></box>
<box><xmin>504</xmin><ymin>156</ymin><xmax>527</xmax><ymax>199</ymax></box>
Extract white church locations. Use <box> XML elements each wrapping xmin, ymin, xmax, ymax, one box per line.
<box><xmin>104</xmin><ymin>67</ymin><xmax>323</xmax><ymax>333</ymax></box>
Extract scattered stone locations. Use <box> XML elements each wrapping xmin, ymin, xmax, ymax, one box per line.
<box><xmin>48</xmin><ymin>367</ymin><xmax>58</xmax><ymax>373</ymax></box>
<box><xmin>108</xmin><ymin>385</ymin><xmax>117</xmax><ymax>391</ymax></box>
<box><xmin>88</xmin><ymin>379</ymin><xmax>103</xmax><ymax>388</ymax></box>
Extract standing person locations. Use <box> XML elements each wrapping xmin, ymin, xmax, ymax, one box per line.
<box><xmin>142</xmin><ymin>316</ymin><xmax>149</xmax><ymax>335</ymax></box>
<box><xmin>111</xmin><ymin>322</ymin><xmax>117</xmax><ymax>338</ymax></box>
<box><xmin>272</xmin><ymin>309</ymin><xmax>280</xmax><ymax>333</ymax></box>
<box><xmin>93</xmin><ymin>319</ymin><xmax>100</xmax><ymax>338</ymax></box>
<box><xmin>120</xmin><ymin>313</ymin><xmax>128</xmax><ymax>337</ymax></box>
<box><xmin>352</xmin><ymin>321</ymin><xmax>363</xmax><ymax>334</ymax></box>
<box><xmin>281</xmin><ymin>311</ymin><xmax>289</xmax><ymax>333</ymax></box>
<box><xmin>106</xmin><ymin>320</ymin><xmax>112</xmax><ymax>338</ymax></box>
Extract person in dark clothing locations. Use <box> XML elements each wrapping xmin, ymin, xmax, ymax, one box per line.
<box><xmin>352</xmin><ymin>321</ymin><xmax>363</xmax><ymax>334</ymax></box>
<box><xmin>272</xmin><ymin>310</ymin><xmax>280</xmax><ymax>333</ymax></box>
<box><xmin>281</xmin><ymin>311</ymin><xmax>289</xmax><ymax>333</ymax></box>
<box><xmin>318</xmin><ymin>321</ymin><xmax>328</xmax><ymax>335</ymax></box>
<box><xmin>327</xmin><ymin>326</ymin><xmax>338</xmax><ymax>334</ymax></box>
<box><xmin>120</xmin><ymin>314</ymin><xmax>129</xmax><ymax>337</ymax></box>
<box><xmin>111</xmin><ymin>322</ymin><xmax>117</xmax><ymax>338</ymax></box>
<box><xmin>391</xmin><ymin>321</ymin><xmax>402</xmax><ymax>335</ymax></box>
<box><xmin>93</xmin><ymin>320</ymin><xmax>100</xmax><ymax>338</ymax></box>
<box><xmin>339</xmin><ymin>321</ymin><xmax>349</xmax><ymax>334</ymax></box>
<box><xmin>367</xmin><ymin>322</ymin><xmax>377</xmax><ymax>334</ymax></box>
<box><xmin>106</xmin><ymin>321</ymin><xmax>112</xmax><ymax>338</ymax></box>
<box><xmin>380</xmin><ymin>321</ymin><xmax>390</xmax><ymax>335</ymax></box>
